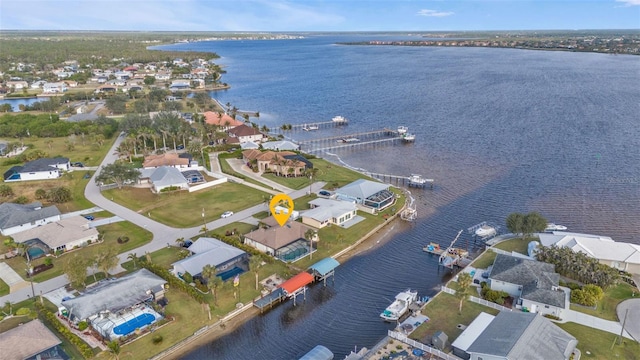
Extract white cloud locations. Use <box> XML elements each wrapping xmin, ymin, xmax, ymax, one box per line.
<box><xmin>417</xmin><ymin>9</ymin><xmax>454</xmax><ymax>17</ymax></box>
<box><xmin>616</xmin><ymin>0</ymin><xmax>640</xmax><ymax>5</ymax></box>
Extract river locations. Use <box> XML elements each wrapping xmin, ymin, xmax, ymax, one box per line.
<box><xmin>151</xmin><ymin>34</ymin><xmax>640</xmax><ymax>359</ymax></box>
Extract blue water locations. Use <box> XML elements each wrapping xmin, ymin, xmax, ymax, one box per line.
<box><xmin>0</xmin><ymin>97</ymin><xmax>42</xmax><ymax>111</ymax></box>
<box><xmin>151</xmin><ymin>35</ymin><xmax>640</xmax><ymax>359</ymax></box>
<box><xmin>217</xmin><ymin>267</ymin><xmax>245</xmax><ymax>281</ymax></box>
<box><xmin>27</xmin><ymin>247</ymin><xmax>46</xmax><ymax>260</ymax></box>
<box><xmin>113</xmin><ymin>313</ymin><xmax>156</xmax><ymax>336</ymax></box>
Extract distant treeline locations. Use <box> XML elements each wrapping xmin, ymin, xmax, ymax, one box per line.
<box><xmin>0</xmin><ymin>113</ymin><xmax>118</xmax><ymax>138</ymax></box>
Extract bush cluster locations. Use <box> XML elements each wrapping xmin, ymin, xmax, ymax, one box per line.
<box><xmin>37</xmin><ymin>306</ymin><xmax>94</xmax><ymax>359</ymax></box>
<box><xmin>480</xmin><ymin>282</ymin><xmax>510</xmax><ymax>305</ymax></box>
<box><xmin>152</xmin><ymin>334</ymin><xmax>163</xmax><ymax>344</ymax></box>
<box><xmin>27</xmin><ymin>264</ymin><xmax>53</xmax><ymax>277</ymax></box>
<box><xmin>117</xmin><ymin>236</ymin><xmax>130</xmax><ymax>244</ymax></box>
<box><xmin>139</xmin><ymin>261</ymin><xmax>204</xmax><ymax>303</ymax></box>
<box><xmin>212</xmin><ymin>233</ymin><xmax>274</xmax><ymax>264</ymax></box>
<box><xmin>570</xmin><ymin>284</ymin><xmax>604</xmax><ymax>307</ymax></box>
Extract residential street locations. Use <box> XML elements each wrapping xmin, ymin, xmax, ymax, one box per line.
<box><xmin>0</xmin><ymin>135</ymin><xmax>325</xmax><ymax>304</ymax></box>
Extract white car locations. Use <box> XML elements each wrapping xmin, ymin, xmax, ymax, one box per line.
<box><xmin>221</xmin><ymin>211</ymin><xmax>234</xmax><ymax>218</ymax></box>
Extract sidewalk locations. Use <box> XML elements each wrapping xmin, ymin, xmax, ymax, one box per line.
<box><xmin>558</xmin><ymin>308</ymin><xmax>633</xmax><ymax>339</ymax></box>
<box><xmin>225</xmin><ymin>158</ymin><xmax>294</xmax><ymax>193</ymax></box>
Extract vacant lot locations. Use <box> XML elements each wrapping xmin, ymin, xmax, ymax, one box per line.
<box><xmin>262</xmin><ymin>158</ymin><xmax>370</xmax><ymax>190</ymax></box>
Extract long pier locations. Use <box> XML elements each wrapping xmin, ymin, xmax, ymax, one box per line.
<box><xmin>270</xmin><ymin>119</ymin><xmax>349</xmax><ymax>133</ymax></box>
<box><xmin>364</xmin><ymin>172</ymin><xmax>434</xmax><ymax>188</ymax></box>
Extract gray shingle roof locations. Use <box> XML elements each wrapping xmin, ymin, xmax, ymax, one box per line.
<box><xmin>490</xmin><ymin>254</ymin><xmax>565</xmax><ymax>308</ymax></box>
<box><xmin>467</xmin><ymin>311</ymin><xmax>577</xmax><ymax>360</ymax></box>
<box><xmin>336</xmin><ymin>179</ymin><xmax>389</xmax><ymax>202</ymax></box>
<box><xmin>20</xmin><ymin>157</ymin><xmax>69</xmax><ymax>172</ymax></box>
<box><xmin>0</xmin><ymin>202</ymin><xmax>61</xmax><ymax>230</ymax></box>
<box><xmin>172</xmin><ymin>237</ymin><xmax>246</xmax><ymax>276</ymax></box>
<box><xmin>149</xmin><ymin>166</ymin><xmax>188</xmax><ymax>187</ymax></box>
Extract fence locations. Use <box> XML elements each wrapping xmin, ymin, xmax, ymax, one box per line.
<box><xmin>440</xmin><ymin>286</ymin><xmax>512</xmax><ymax>312</ymax></box>
<box><xmin>188</xmin><ymin>177</ymin><xmax>228</xmax><ymax>192</ymax></box>
<box><xmin>387</xmin><ymin>331</ymin><xmax>462</xmax><ymax>360</ymax></box>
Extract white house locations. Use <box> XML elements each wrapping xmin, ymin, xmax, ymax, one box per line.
<box><xmin>3</xmin><ymin>157</ymin><xmax>70</xmax><ymax>182</ymax></box>
<box><xmin>42</xmin><ymin>82</ymin><xmax>67</xmax><ymax>93</ymax></box>
<box><xmin>12</xmin><ymin>216</ymin><xmax>99</xmax><ymax>253</ymax></box>
<box><xmin>227</xmin><ymin>124</ymin><xmax>265</xmax><ymax>144</ymax></box>
<box><xmin>6</xmin><ymin>80</ymin><xmax>28</xmax><ymax>90</ymax></box>
<box><xmin>0</xmin><ymin>202</ymin><xmax>61</xmax><ymax>236</ymax></box>
<box><xmin>171</xmin><ymin>237</ymin><xmax>247</xmax><ymax>280</ymax></box>
<box><xmin>139</xmin><ymin>166</ymin><xmax>189</xmax><ymax>193</ymax></box>
<box><xmin>335</xmin><ymin>179</ymin><xmax>395</xmax><ymax>212</ymax></box>
<box><xmin>302</xmin><ymin>198</ymin><xmax>357</xmax><ymax>229</ymax></box>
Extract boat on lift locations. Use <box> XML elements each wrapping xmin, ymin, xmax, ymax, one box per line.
<box><xmin>332</xmin><ymin>115</ymin><xmax>347</xmax><ymax>123</ymax></box>
<box><xmin>302</xmin><ymin>124</ymin><xmax>319</xmax><ymax>131</ymax></box>
<box><xmin>475</xmin><ymin>225</ymin><xmax>497</xmax><ymax>238</ymax></box>
<box><xmin>380</xmin><ymin>289</ymin><xmax>418</xmax><ymax>322</ymax></box>
<box><xmin>397</xmin><ymin>126</ymin><xmax>408</xmax><ymax>134</ymax></box>
<box><xmin>545</xmin><ymin>223</ymin><xmax>568</xmax><ymax>232</ymax></box>
<box><xmin>402</xmin><ymin>133</ymin><xmax>415</xmax><ymax>142</ymax></box>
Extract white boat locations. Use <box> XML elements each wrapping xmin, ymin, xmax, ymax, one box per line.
<box><xmin>475</xmin><ymin>225</ymin><xmax>497</xmax><ymax>238</ymax></box>
<box><xmin>332</xmin><ymin>115</ymin><xmax>347</xmax><ymax>123</ymax></box>
<box><xmin>408</xmin><ymin>174</ymin><xmax>428</xmax><ymax>187</ymax></box>
<box><xmin>402</xmin><ymin>133</ymin><xmax>415</xmax><ymax>142</ymax></box>
<box><xmin>303</xmin><ymin>124</ymin><xmax>319</xmax><ymax>131</ymax></box>
<box><xmin>397</xmin><ymin>126</ymin><xmax>408</xmax><ymax>134</ymax></box>
<box><xmin>545</xmin><ymin>223</ymin><xmax>568</xmax><ymax>232</ymax></box>
<box><xmin>380</xmin><ymin>289</ymin><xmax>418</xmax><ymax>322</ymax></box>
<box><xmin>338</xmin><ymin>137</ymin><xmax>359</xmax><ymax>143</ymax></box>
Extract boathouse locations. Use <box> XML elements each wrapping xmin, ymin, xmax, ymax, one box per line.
<box><xmin>280</xmin><ymin>272</ymin><xmax>315</xmax><ymax>305</ymax></box>
<box><xmin>309</xmin><ymin>258</ymin><xmax>340</xmax><ymax>286</ymax></box>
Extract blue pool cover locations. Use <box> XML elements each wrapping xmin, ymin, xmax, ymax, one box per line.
<box><xmin>113</xmin><ymin>313</ymin><xmax>156</xmax><ymax>336</ymax></box>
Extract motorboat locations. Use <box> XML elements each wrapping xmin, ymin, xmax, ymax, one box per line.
<box><xmin>380</xmin><ymin>289</ymin><xmax>418</xmax><ymax>322</ymax></box>
<box><xmin>397</xmin><ymin>126</ymin><xmax>408</xmax><ymax>134</ymax></box>
<box><xmin>545</xmin><ymin>223</ymin><xmax>568</xmax><ymax>232</ymax></box>
<box><xmin>332</xmin><ymin>115</ymin><xmax>347</xmax><ymax>123</ymax></box>
<box><xmin>338</xmin><ymin>137</ymin><xmax>359</xmax><ymax>143</ymax></box>
<box><xmin>475</xmin><ymin>225</ymin><xmax>497</xmax><ymax>238</ymax></box>
<box><xmin>402</xmin><ymin>133</ymin><xmax>415</xmax><ymax>142</ymax></box>
<box><xmin>303</xmin><ymin>124</ymin><xmax>319</xmax><ymax>131</ymax></box>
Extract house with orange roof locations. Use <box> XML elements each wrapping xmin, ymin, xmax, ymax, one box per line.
<box><xmin>242</xmin><ymin>149</ymin><xmax>310</xmax><ymax>177</ymax></box>
<box><xmin>142</xmin><ymin>153</ymin><xmax>193</xmax><ymax>169</ymax></box>
<box><xmin>203</xmin><ymin>111</ymin><xmax>244</xmax><ymax>130</ymax></box>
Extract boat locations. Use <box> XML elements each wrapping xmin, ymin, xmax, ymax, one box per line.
<box><xmin>302</xmin><ymin>124</ymin><xmax>319</xmax><ymax>131</ymax></box>
<box><xmin>380</xmin><ymin>289</ymin><xmax>418</xmax><ymax>322</ymax></box>
<box><xmin>475</xmin><ymin>225</ymin><xmax>497</xmax><ymax>238</ymax></box>
<box><xmin>423</xmin><ymin>242</ymin><xmax>444</xmax><ymax>255</ymax></box>
<box><xmin>408</xmin><ymin>174</ymin><xmax>428</xmax><ymax>187</ymax></box>
<box><xmin>402</xmin><ymin>133</ymin><xmax>415</xmax><ymax>142</ymax></box>
<box><xmin>332</xmin><ymin>115</ymin><xmax>347</xmax><ymax>123</ymax></box>
<box><xmin>397</xmin><ymin>126</ymin><xmax>408</xmax><ymax>134</ymax></box>
<box><xmin>338</xmin><ymin>137</ymin><xmax>359</xmax><ymax>143</ymax></box>
<box><xmin>545</xmin><ymin>223</ymin><xmax>567</xmax><ymax>232</ymax></box>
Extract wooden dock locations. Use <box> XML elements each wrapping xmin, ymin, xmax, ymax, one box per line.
<box><xmin>365</xmin><ymin>172</ymin><xmax>434</xmax><ymax>189</ymax></box>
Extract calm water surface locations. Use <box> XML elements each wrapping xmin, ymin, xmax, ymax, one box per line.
<box><xmin>152</xmin><ymin>35</ymin><xmax>640</xmax><ymax>359</ymax></box>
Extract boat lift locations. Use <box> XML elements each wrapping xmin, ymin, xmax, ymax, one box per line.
<box><xmin>439</xmin><ymin>230</ymin><xmax>464</xmax><ymax>269</ymax></box>
<box><xmin>468</xmin><ymin>221</ymin><xmax>500</xmax><ymax>242</ymax></box>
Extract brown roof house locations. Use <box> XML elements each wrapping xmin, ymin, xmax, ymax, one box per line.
<box><xmin>0</xmin><ymin>319</ymin><xmax>65</xmax><ymax>360</ymax></box>
<box><xmin>244</xmin><ymin>217</ymin><xmax>317</xmax><ymax>262</ymax></box>
<box><xmin>203</xmin><ymin>111</ymin><xmax>244</xmax><ymax>130</ymax></box>
<box><xmin>242</xmin><ymin>149</ymin><xmax>309</xmax><ymax>177</ymax></box>
<box><xmin>228</xmin><ymin>124</ymin><xmax>265</xmax><ymax>144</ymax></box>
<box><xmin>143</xmin><ymin>153</ymin><xmax>193</xmax><ymax>169</ymax></box>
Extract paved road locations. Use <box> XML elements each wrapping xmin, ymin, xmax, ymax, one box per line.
<box><xmin>0</xmin><ymin>133</ymin><xmax>326</xmax><ymax>304</ymax></box>
<box><xmin>616</xmin><ymin>298</ymin><xmax>640</xmax><ymax>341</ymax></box>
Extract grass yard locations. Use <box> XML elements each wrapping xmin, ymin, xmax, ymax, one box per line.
<box><xmin>210</xmin><ymin>222</ymin><xmax>257</xmax><ymax>239</ymax></box>
<box><xmin>569</xmin><ymin>282</ymin><xmax>639</xmax><ymax>321</ymax></box>
<box><xmin>121</xmin><ymin>247</ymin><xmax>189</xmax><ymax>273</ymax></box>
<box><xmin>470</xmin><ymin>251</ymin><xmax>497</xmax><ymax>270</ymax></box>
<box><xmin>557</xmin><ymin>322</ymin><xmax>640</xmax><ymax>360</ymax></box>
<box><xmin>409</xmin><ymin>292</ymin><xmax>499</xmax><ymax>344</ymax></box>
<box><xmin>103</xmin><ymin>182</ymin><xmax>268</xmax><ymax>228</ymax></box>
<box><xmin>493</xmin><ymin>237</ymin><xmax>532</xmax><ymax>255</ymax></box>
<box><xmin>261</xmin><ymin>158</ymin><xmax>371</xmax><ymax>190</ymax></box>
<box><xmin>0</xmin><ymin>277</ymin><xmax>8</xmax><ymax>296</ymax></box>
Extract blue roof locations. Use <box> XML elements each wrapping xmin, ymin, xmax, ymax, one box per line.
<box><xmin>299</xmin><ymin>345</ymin><xmax>334</xmax><ymax>360</ymax></box>
<box><xmin>309</xmin><ymin>258</ymin><xmax>340</xmax><ymax>276</ymax></box>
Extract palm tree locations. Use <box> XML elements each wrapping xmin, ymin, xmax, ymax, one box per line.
<box><xmin>201</xmin><ymin>265</ymin><xmax>217</xmax><ymax>296</ymax></box>
<box><xmin>456</xmin><ymin>272</ymin><xmax>473</xmax><ymax>314</ymax></box>
<box><xmin>305</xmin><ymin>229</ymin><xmax>317</xmax><ymax>260</ymax></box>
<box><xmin>107</xmin><ymin>340</ymin><xmax>121</xmax><ymax>360</ymax></box>
<box><xmin>248</xmin><ymin>256</ymin><xmax>262</xmax><ymax>290</ymax></box>
<box><xmin>127</xmin><ymin>253</ymin><xmax>138</xmax><ymax>269</ymax></box>
<box><xmin>336</xmin><ymin>233</ymin><xmax>345</xmax><ymax>245</ymax></box>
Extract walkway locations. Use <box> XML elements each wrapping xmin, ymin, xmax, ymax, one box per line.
<box><xmin>0</xmin><ymin>262</ymin><xmax>28</xmax><ymax>293</ymax></box>
<box><xmin>226</xmin><ymin>158</ymin><xmax>295</xmax><ymax>193</ymax></box>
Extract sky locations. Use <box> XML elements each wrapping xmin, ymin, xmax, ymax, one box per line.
<box><xmin>0</xmin><ymin>0</ymin><xmax>638</xmax><ymax>32</ymax></box>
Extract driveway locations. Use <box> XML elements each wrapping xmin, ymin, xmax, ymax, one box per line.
<box><xmin>0</xmin><ymin>262</ymin><xmax>28</xmax><ymax>292</ymax></box>
<box><xmin>617</xmin><ymin>298</ymin><xmax>640</xmax><ymax>341</ymax></box>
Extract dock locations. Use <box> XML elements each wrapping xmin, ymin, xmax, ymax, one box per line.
<box><xmin>253</xmin><ymin>288</ymin><xmax>286</xmax><ymax>313</ymax></box>
<box><xmin>365</xmin><ymin>172</ymin><xmax>434</xmax><ymax>189</ymax></box>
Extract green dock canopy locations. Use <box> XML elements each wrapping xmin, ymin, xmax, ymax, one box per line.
<box><xmin>309</xmin><ymin>258</ymin><xmax>340</xmax><ymax>276</ymax></box>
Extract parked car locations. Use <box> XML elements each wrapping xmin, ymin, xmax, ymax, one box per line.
<box><xmin>319</xmin><ymin>190</ymin><xmax>331</xmax><ymax>197</ymax></box>
<box><xmin>221</xmin><ymin>211</ymin><xmax>234</xmax><ymax>218</ymax></box>
<box><xmin>73</xmin><ymin>162</ymin><xmax>84</xmax><ymax>167</ymax></box>
<box><xmin>83</xmin><ymin>215</ymin><xmax>95</xmax><ymax>221</ymax></box>
<box><xmin>181</xmin><ymin>240</ymin><xmax>193</xmax><ymax>248</ymax></box>
<box><xmin>176</xmin><ymin>144</ymin><xmax>185</xmax><ymax>150</ymax></box>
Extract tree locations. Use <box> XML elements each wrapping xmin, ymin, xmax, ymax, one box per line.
<box><xmin>46</xmin><ymin>187</ymin><xmax>72</xmax><ymax>203</ymax></box>
<box><xmin>105</xmin><ymin>94</ymin><xmax>128</xmax><ymax>114</ymax></box>
<box><xmin>35</xmin><ymin>188</ymin><xmax>47</xmax><ymax>200</ymax></box>
<box><xmin>455</xmin><ymin>272</ymin><xmax>473</xmax><ymax>314</ymax></box>
<box><xmin>248</xmin><ymin>256</ymin><xmax>262</xmax><ymax>290</ymax></box>
<box><xmin>63</xmin><ymin>255</ymin><xmax>88</xmax><ymax>290</ymax></box>
<box><xmin>127</xmin><ymin>253</ymin><xmax>138</xmax><ymax>269</ymax></box>
<box><xmin>305</xmin><ymin>229</ymin><xmax>317</xmax><ymax>259</ymax></box>
<box><xmin>0</xmin><ymin>103</ymin><xmax>12</xmax><ymax>112</ymax></box>
<box><xmin>506</xmin><ymin>212</ymin><xmax>524</xmax><ymax>237</ymax></box>
<box><xmin>201</xmin><ymin>264</ymin><xmax>217</xmax><ymax>320</ymax></box>
<box><xmin>506</xmin><ymin>211</ymin><xmax>547</xmax><ymax>240</ymax></box>
<box><xmin>96</xmin><ymin>246</ymin><xmax>119</xmax><ymax>277</ymax></box>
<box><xmin>143</xmin><ymin>76</ymin><xmax>156</xmax><ymax>85</ymax></box>
<box><xmin>107</xmin><ymin>340</ymin><xmax>121</xmax><ymax>360</ymax></box>
<box><xmin>95</xmin><ymin>162</ymin><xmax>141</xmax><ymax>189</ymax></box>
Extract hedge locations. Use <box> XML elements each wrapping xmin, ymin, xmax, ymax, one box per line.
<box><xmin>36</xmin><ymin>305</ymin><xmax>94</xmax><ymax>359</ymax></box>
<box><xmin>139</xmin><ymin>261</ymin><xmax>205</xmax><ymax>303</ymax></box>
<box><xmin>212</xmin><ymin>233</ymin><xmax>274</xmax><ymax>264</ymax></box>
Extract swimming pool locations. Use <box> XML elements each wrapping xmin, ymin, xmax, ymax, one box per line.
<box><xmin>113</xmin><ymin>313</ymin><xmax>156</xmax><ymax>336</ymax></box>
<box><xmin>218</xmin><ymin>267</ymin><xmax>244</xmax><ymax>281</ymax></box>
<box><xmin>27</xmin><ymin>247</ymin><xmax>46</xmax><ymax>259</ymax></box>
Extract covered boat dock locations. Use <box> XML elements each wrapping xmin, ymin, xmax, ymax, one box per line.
<box><xmin>309</xmin><ymin>258</ymin><xmax>340</xmax><ymax>286</ymax></box>
<box><xmin>280</xmin><ymin>272</ymin><xmax>314</xmax><ymax>306</ymax></box>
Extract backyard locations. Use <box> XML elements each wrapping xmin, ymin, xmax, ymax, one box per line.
<box><xmin>492</xmin><ymin>236</ymin><xmax>532</xmax><ymax>255</ymax></box>
<box><xmin>261</xmin><ymin>158</ymin><xmax>370</xmax><ymax>190</ymax></box>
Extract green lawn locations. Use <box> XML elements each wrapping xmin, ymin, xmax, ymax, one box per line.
<box><xmin>493</xmin><ymin>237</ymin><xmax>531</xmax><ymax>255</ymax></box>
<box><xmin>121</xmin><ymin>247</ymin><xmax>188</xmax><ymax>272</ymax></box>
<box><xmin>570</xmin><ymin>282</ymin><xmax>639</xmax><ymax>321</ymax></box>
<box><xmin>470</xmin><ymin>250</ymin><xmax>497</xmax><ymax>269</ymax></box>
<box><xmin>0</xmin><ymin>277</ymin><xmax>8</xmax><ymax>296</ymax></box>
<box><xmin>210</xmin><ymin>221</ymin><xmax>257</xmax><ymax>239</ymax></box>
<box><xmin>409</xmin><ymin>292</ymin><xmax>500</xmax><ymax>344</ymax></box>
<box><xmin>557</xmin><ymin>322</ymin><xmax>640</xmax><ymax>360</ymax></box>
<box><xmin>103</xmin><ymin>182</ymin><xmax>268</xmax><ymax>228</ymax></box>
<box><xmin>261</xmin><ymin>158</ymin><xmax>371</xmax><ymax>190</ymax></box>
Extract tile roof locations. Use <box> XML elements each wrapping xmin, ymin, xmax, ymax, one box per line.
<box><xmin>11</xmin><ymin>216</ymin><xmax>98</xmax><ymax>250</ymax></box>
<box><xmin>143</xmin><ymin>153</ymin><xmax>189</xmax><ymax>168</ymax></box>
<box><xmin>0</xmin><ymin>319</ymin><xmax>61</xmax><ymax>360</ymax></box>
<box><xmin>245</xmin><ymin>217</ymin><xmax>314</xmax><ymax>250</ymax></box>
<box><xmin>203</xmin><ymin>111</ymin><xmax>243</xmax><ymax>127</ymax></box>
<box><xmin>228</xmin><ymin>124</ymin><xmax>263</xmax><ymax>137</ymax></box>
<box><xmin>261</xmin><ymin>140</ymin><xmax>300</xmax><ymax>151</ymax></box>
<box><xmin>0</xmin><ymin>202</ymin><xmax>61</xmax><ymax>230</ymax></box>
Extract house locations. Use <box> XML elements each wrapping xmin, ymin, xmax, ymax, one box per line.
<box><xmin>61</xmin><ymin>269</ymin><xmax>166</xmax><ymax>341</ymax></box>
<box><xmin>228</xmin><ymin>124</ymin><xmax>265</xmax><ymax>144</ymax></box>
<box><xmin>142</xmin><ymin>153</ymin><xmax>191</xmax><ymax>169</ymax></box>
<box><xmin>240</xmin><ymin>141</ymin><xmax>260</xmax><ymax>150</ymax></box>
<box><xmin>489</xmin><ymin>254</ymin><xmax>568</xmax><ymax>317</ymax></box>
<box><xmin>244</xmin><ymin>216</ymin><xmax>317</xmax><ymax>262</ymax></box>
<box><xmin>203</xmin><ymin>111</ymin><xmax>244</xmax><ymax>130</ymax></box>
<box><xmin>155</xmin><ymin>71</ymin><xmax>171</xmax><ymax>80</ymax></box>
<box><xmin>3</xmin><ymin>157</ymin><xmax>70</xmax><ymax>182</ymax></box>
<box><xmin>12</xmin><ymin>216</ymin><xmax>99</xmax><ymax>253</ymax></box>
<box><xmin>539</xmin><ymin>231</ymin><xmax>640</xmax><ymax>274</ymax></box>
<box><xmin>6</xmin><ymin>80</ymin><xmax>29</xmax><ymax>90</ymax></box>
<box><xmin>172</xmin><ymin>237</ymin><xmax>247</xmax><ymax>281</ymax></box>
<box><xmin>302</xmin><ymin>198</ymin><xmax>357</xmax><ymax>229</ymax></box>
<box><xmin>95</xmin><ymin>84</ymin><xmax>117</xmax><ymax>93</ymax></box>
<box><xmin>139</xmin><ymin>166</ymin><xmax>189</xmax><ymax>193</ymax></box>
<box><xmin>459</xmin><ymin>311</ymin><xmax>577</xmax><ymax>360</ymax></box>
<box><xmin>242</xmin><ymin>149</ymin><xmax>308</xmax><ymax>177</ymax></box>
<box><xmin>169</xmin><ymin>80</ymin><xmax>191</xmax><ymax>91</ymax></box>
<box><xmin>42</xmin><ymin>82</ymin><xmax>67</xmax><ymax>93</ymax></box>
<box><xmin>0</xmin><ymin>202</ymin><xmax>61</xmax><ymax>236</ymax></box>
<box><xmin>335</xmin><ymin>179</ymin><xmax>395</xmax><ymax>211</ymax></box>
<box><xmin>0</xmin><ymin>319</ymin><xmax>66</xmax><ymax>360</ymax></box>
<box><xmin>261</xmin><ymin>140</ymin><xmax>300</xmax><ymax>151</ymax></box>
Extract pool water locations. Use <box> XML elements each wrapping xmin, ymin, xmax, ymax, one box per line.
<box><xmin>218</xmin><ymin>267</ymin><xmax>244</xmax><ymax>281</ymax></box>
<box><xmin>113</xmin><ymin>313</ymin><xmax>156</xmax><ymax>336</ymax></box>
<box><xmin>27</xmin><ymin>247</ymin><xmax>46</xmax><ymax>259</ymax></box>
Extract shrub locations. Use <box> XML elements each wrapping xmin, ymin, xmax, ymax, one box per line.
<box><xmin>14</xmin><ymin>196</ymin><xmax>29</xmax><ymax>204</ymax></box>
<box><xmin>77</xmin><ymin>321</ymin><xmax>88</xmax><ymax>331</ymax></box>
<box><xmin>583</xmin><ymin>284</ymin><xmax>604</xmax><ymax>302</ymax></box>
<box><xmin>35</xmin><ymin>188</ymin><xmax>47</xmax><ymax>200</ymax></box>
<box><xmin>47</xmin><ymin>186</ymin><xmax>72</xmax><ymax>203</ymax></box>
<box><xmin>152</xmin><ymin>335</ymin><xmax>163</xmax><ymax>344</ymax></box>
<box><xmin>183</xmin><ymin>272</ymin><xmax>193</xmax><ymax>284</ymax></box>
<box><xmin>0</xmin><ymin>184</ymin><xmax>14</xmax><ymax>197</ymax></box>
<box><xmin>44</xmin><ymin>257</ymin><xmax>53</xmax><ymax>266</ymax></box>
<box><xmin>36</xmin><ymin>305</ymin><xmax>93</xmax><ymax>358</ymax></box>
<box><xmin>543</xmin><ymin>314</ymin><xmax>561</xmax><ymax>320</ymax></box>
<box><xmin>15</xmin><ymin>308</ymin><xmax>31</xmax><ymax>316</ymax></box>
<box><xmin>117</xmin><ymin>236</ymin><xmax>130</xmax><ymax>244</ymax></box>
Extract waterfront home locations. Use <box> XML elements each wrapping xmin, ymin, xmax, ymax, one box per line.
<box><xmin>155</xmin><ymin>71</ymin><xmax>171</xmax><ymax>80</ymax></box>
<box><xmin>260</xmin><ymin>140</ymin><xmax>300</xmax><ymax>151</ymax></box>
<box><xmin>302</xmin><ymin>198</ymin><xmax>358</xmax><ymax>229</ymax></box>
<box><xmin>488</xmin><ymin>254</ymin><xmax>568</xmax><ymax>318</ymax></box>
<box><xmin>3</xmin><ymin>157</ymin><xmax>70</xmax><ymax>182</ymax></box>
<box><xmin>335</xmin><ymin>179</ymin><xmax>395</xmax><ymax>212</ymax></box>
<box><xmin>244</xmin><ymin>216</ymin><xmax>316</xmax><ymax>262</ymax></box>
<box><xmin>454</xmin><ymin>311</ymin><xmax>577</xmax><ymax>360</ymax></box>
<box><xmin>12</xmin><ymin>215</ymin><xmax>99</xmax><ymax>254</ymax></box>
<box><xmin>203</xmin><ymin>111</ymin><xmax>244</xmax><ymax>130</ymax></box>
<box><xmin>169</xmin><ymin>80</ymin><xmax>191</xmax><ymax>91</ymax></box>
<box><xmin>138</xmin><ymin>166</ymin><xmax>189</xmax><ymax>193</ymax></box>
<box><xmin>242</xmin><ymin>149</ymin><xmax>308</xmax><ymax>177</ymax></box>
<box><xmin>539</xmin><ymin>231</ymin><xmax>640</xmax><ymax>275</ymax></box>
<box><xmin>6</xmin><ymin>80</ymin><xmax>29</xmax><ymax>90</ymax></box>
<box><xmin>240</xmin><ymin>141</ymin><xmax>260</xmax><ymax>150</ymax></box>
<box><xmin>0</xmin><ymin>319</ymin><xmax>66</xmax><ymax>360</ymax></box>
<box><xmin>171</xmin><ymin>237</ymin><xmax>247</xmax><ymax>282</ymax></box>
<box><xmin>0</xmin><ymin>202</ymin><xmax>61</xmax><ymax>236</ymax></box>
<box><xmin>142</xmin><ymin>153</ymin><xmax>192</xmax><ymax>169</ymax></box>
<box><xmin>42</xmin><ymin>82</ymin><xmax>67</xmax><ymax>93</ymax></box>
<box><xmin>228</xmin><ymin>124</ymin><xmax>265</xmax><ymax>144</ymax></box>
